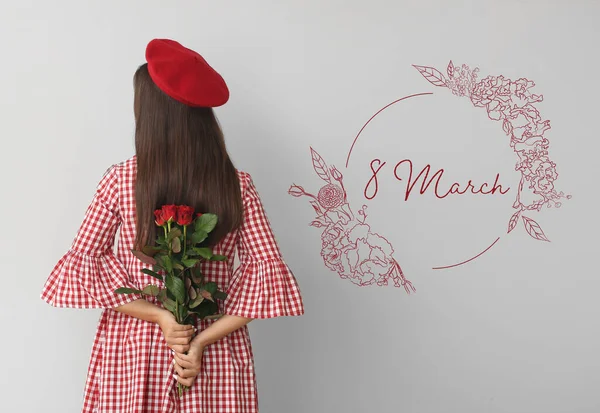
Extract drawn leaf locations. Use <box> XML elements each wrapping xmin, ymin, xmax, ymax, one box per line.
<box><xmin>447</xmin><ymin>60</ymin><xmax>454</xmax><ymax>78</ymax></box>
<box><xmin>310</xmin><ymin>147</ymin><xmax>331</xmax><ymax>183</ymax></box>
<box><xmin>309</xmin><ymin>200</ymin><xmax>323</xmax><ymax>215</ymax></box>
<box><xmin>522</xmin><ymin>216</ymin><xmax>550</xmax><ymax>242</ymax></box>
<box><xmin>310</xmin><ymin>220</ymin><xmax>324</xmax><ymax>228</ymax></box>
<box><xmin>413</xmin><ymin>65</ymin><xmax>447</xmax><ymax>87</ymax></box>
<box><xmin>507</xmin><ymin>210</ymin><xmax>520</xmax><ymax>234</ymax></box>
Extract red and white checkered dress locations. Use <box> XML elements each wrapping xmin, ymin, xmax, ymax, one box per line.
<box><xmin>40</xmin><ymin>156</ymin><xmax>304</xmax><ymax>413</ymax></box>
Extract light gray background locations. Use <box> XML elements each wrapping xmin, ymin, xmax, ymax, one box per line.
<box><xmin>1</xmin><ymin>1</ymin><xmax>599</xmax><ymax>412</ymax></box>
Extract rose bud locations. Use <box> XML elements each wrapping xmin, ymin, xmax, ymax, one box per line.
<box><xmin>154</xmin><ymin>209</ymin><xmax>166</xmax><ymax>226</ymax></box>
<box><xmin>330</xmin><ymin>166</ymin><xmax>343</xmax><ymax>181</ymax></box>
<box><xmin>177</xmin><ymin>205</ymin><xmax>195</xmax><ymax>226</ymax></box>
<box><xmin>161</xmin><ymin>205</ymin><xmax>178</xmax><ymax>223</ymax></box>
<box><xmin>288</xmin><ymin>184</ymin><xmax>305</xmax><ymax>197</ymax></box>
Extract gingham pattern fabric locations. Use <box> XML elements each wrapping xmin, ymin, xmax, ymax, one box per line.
<box><xmin>40</xmin><ymin>156</ymin><xmax>304</xmax><ymax>413</ymax></box>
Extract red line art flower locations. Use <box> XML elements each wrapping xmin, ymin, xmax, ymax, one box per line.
<box><xmin>414</xmin><ymin>61</ymin><xmax>570</xmax><ymax>242</ymax></box>
<box><xmin>289</xmin><ymin>147</ymin><xmax>415</xmax><ymax>293</ymax></box>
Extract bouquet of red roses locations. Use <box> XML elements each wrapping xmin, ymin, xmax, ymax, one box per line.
<box><xmin>115</xmin><ymin>205</ymin><xmax>228</xmax><ymax>395</ymax></box>
<box><xmin>116</xmin><ymin>204</ymin><xmax>228</xmax><ymax>322</ymax></box>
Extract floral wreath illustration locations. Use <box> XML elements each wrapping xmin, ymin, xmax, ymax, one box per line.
<box><xmin>289</xmin><ymin>60</ymin><xmax>569</xmax><ymax>292</ymax></box>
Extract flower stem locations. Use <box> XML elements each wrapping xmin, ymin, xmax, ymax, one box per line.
<box><xmin>167</xmin><ymin>222</ymin><xmax>173</xmax><ymax>259</ymax></box>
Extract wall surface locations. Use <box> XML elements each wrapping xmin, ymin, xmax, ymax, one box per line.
<box><xmin>1</xmin><ymin>1</ymin><xmax>599</xmax><ymax>412</ymax></box>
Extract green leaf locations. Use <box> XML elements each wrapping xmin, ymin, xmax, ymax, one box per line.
<box><xmin>195</xmin><ymin>247</ymin><xmax>213</xmax><ymax>259</ymax></box>
<box><xmin>214</xmin><ymin>290</ymin><xmax>228</xmax><ymax>301</ymax></box>
<box><xmin>183</xmin><ymin>316</ymin><xmax>196</xmax><ymax>326</ymax></box>
<box><xmin>157</xmin><ymin>289</ymin><xmax>167</xmax><ymax>303</ymax></box>
<box><xmin>190</xmin><ymin>300</ymin><xmax>219</xmax><ymax>319</ymax></box>
<box><xmin>190</xmin><ymin>230</ymin><xmax>208</xmax><ymax>245</ymax></box>
<box><xmin>171</xmin><ymin>237</ymin><xmax>181</xmax><ymax>253</ymax></box>
<box><xmin>141</xmin><ymin>245</ymin><xmax>163</xmax><ymax>257</ymax></box>
<box><xmin>115</xmin><ymin>287</ymin><xmax>143</xmax><ymax>294</ymax></box>
<box><xmin>189</xmin><ymin>294</ymin><xmax>205</xmax><ymax>308</ymax></box>
<box><xmin>179</xmin><ymin>305</ymin><xmax>188</xmax><ymax>321</ymax></box>
<box><xmin>195</xmin><ymin>213</ymin><xmax>218</xmax><ymax>233</ymax></box>
<box><xmin>165</xmin><ymin>274</ymin><xmax>186</xmax><ymax>304</ymax></box>
<box><xmin>191</xmin><ymin>266</ymin><xmax>204</xmax><ymax>285</ymax></box>
<box><xmin>141</xmin><ymin>268</ymin><xmax>163</xmax><ymax>281</ymax></box>
<box><xmin>199</xmin><ymin>289</ymin><xmax>214</xmax><ymax>302</ymax></box>
<box><xmin>157</xmin><ymin>235</ymin><xmax>167</xmax><ymax>246</ymax></box>
<box><xmin>142</xmin><ymin>285</ymin><xmax>160</xmax><ymax>297</ymax></box>
<box><xmin>211</xmin><ymin>254</ymin><xmax>228</xmax><ymax>262</ymax></box>
<box><xmin>162</xmin><ymin>297</ymin><xmax>177</xmax><ymax>313</ymax></box>
<box><xmin>167</xmin><ymin>227</ymin><xmax>182</xmax><ymax>242</ymax></box>
<box><xmin>173</xmin><ymin>263</ymin><xmax>184</xmax><ymax>271</ymax></box>
<box><xmin>204</xmin><ymin>281</ymin><xmax>218</xmax><ymax>295</ymax></box>
<box><xmin>131</xmin><ymin>249</ymin><xmax>157</xmax><ymax>265</ymax></box>
<box><xmin>157</xmin><ymin>255</ymin><xmax>173</xmax><ymax>273</ymax></box>
<box><xmin>182</xmin><ymin>258</ymin><xmax>199</xmax><ymax>268</ymax></box>
<box><xmin>188</xmin><ymin>285</ymin><xmax>197</xmax><ymax>300</ymax></box>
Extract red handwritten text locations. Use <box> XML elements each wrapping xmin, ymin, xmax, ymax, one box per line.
<box><xmin>364</xmin><ymin>159</ymin><xmax>510</xmax><ymax>200</ymax></box>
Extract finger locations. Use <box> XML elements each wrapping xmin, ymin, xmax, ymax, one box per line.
<box><xmin>175</xmin><ymin>351</ymin><xmax>194</xmax><ymax>363</ymax></box>
<box><xmin>174</xmin><ymin>364</ymin><xmax>196</xmax><ymax>379</ymax></box>
<box><xmin>177</xmin><ymin>376</ymin><xmax>195</xmax><ymax>387</ymax></box>
<box><xmin>173</xmin><ymin>353</ymin><xmax>194</xmax><ymax>369</ymax></box>
<box><xmin>172</xmin><ymin>344</ymin><xmax>190</xmax><ymax>354</ymax></box>
<box><xmin>166</xmin><ymin>337</ymin><xmax>192</xmax><ymax>346</ymax></box>
<box><xmin>181</xmin><ymin>368</ymin><xmax>198</xmax><ymax>379</ymax></box>
<box><xmin>174</xmin><ymin>353</ymin><xmax>194</xmax><ymax>369</ymax></box>
<box><xmin>179</xmin><ymin>348</ymin><xmax>201</xmax><ymax>360</ymax></box>
<box><xmin>168</xmin><ymin>329</ymin><xmax>195</xmax><ymax>338</ymax></box>
<box><xmin>174</xmin><ymin>363</ymin><xmax>184</xmax><ymax>376</ymax></box>
<box><xmin>173</xmin><ymin>323</ymin><xmax>195</xmax><ymax>331</ymax></box>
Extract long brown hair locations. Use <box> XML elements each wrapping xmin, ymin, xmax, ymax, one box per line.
<box><xmin>133</xmin><ymin>63</ymin><xmax>242</xmax><ymax>248</ymax></box>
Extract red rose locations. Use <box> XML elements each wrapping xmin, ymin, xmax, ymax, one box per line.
<box><xmin>196</xmin><ymin>212</ymin><xmax>203</xmax><ymax>218</ymax></box>
<box><xmin>154</xmin><ymin>209</ymin><xmax>166</xmax><ymax>226</ymax></box>
<box><xmin>177</xmin><ymin>205</ymin><xmax>195</xmax><ymax>226</ymax></box>
<box><xmin>161</xmin><ymin>205</ymin><xmax>178</xmax><ymax>223</ymax></box>
<box><xmin>317</xmin><ymin>184</ymin><xmax>344</xmax><ymax>209</ymax></box>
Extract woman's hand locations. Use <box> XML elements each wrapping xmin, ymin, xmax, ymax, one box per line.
<box><xmin>157</xmin><ymin>311</ymin><xmax>195</xmax><ymax>353</ymax></box>
<box><xmin>173</xmin><ymin>337</ymin><xmax>205</xmax><ymax>387</ymax></box>
<box><xmin>171</xmin><ymin>315</ymin><xmax>253</xmax><ymax>387</ymax></box>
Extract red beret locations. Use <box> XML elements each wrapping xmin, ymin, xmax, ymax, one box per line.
<box><xmin>145</xmin><ymin>39</ymin><xmax>229</xmax><ymax>107</ymax></box>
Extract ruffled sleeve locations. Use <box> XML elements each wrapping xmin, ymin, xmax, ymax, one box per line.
<box><xmin>40</xmin><ymin>165</ymin><xmax>143</xmax><ymax>309</ymax></box>
<box><xmin>225</xmin><ymin>172</ymin><xmax>304</xmax><ymax>319</ymax></box>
